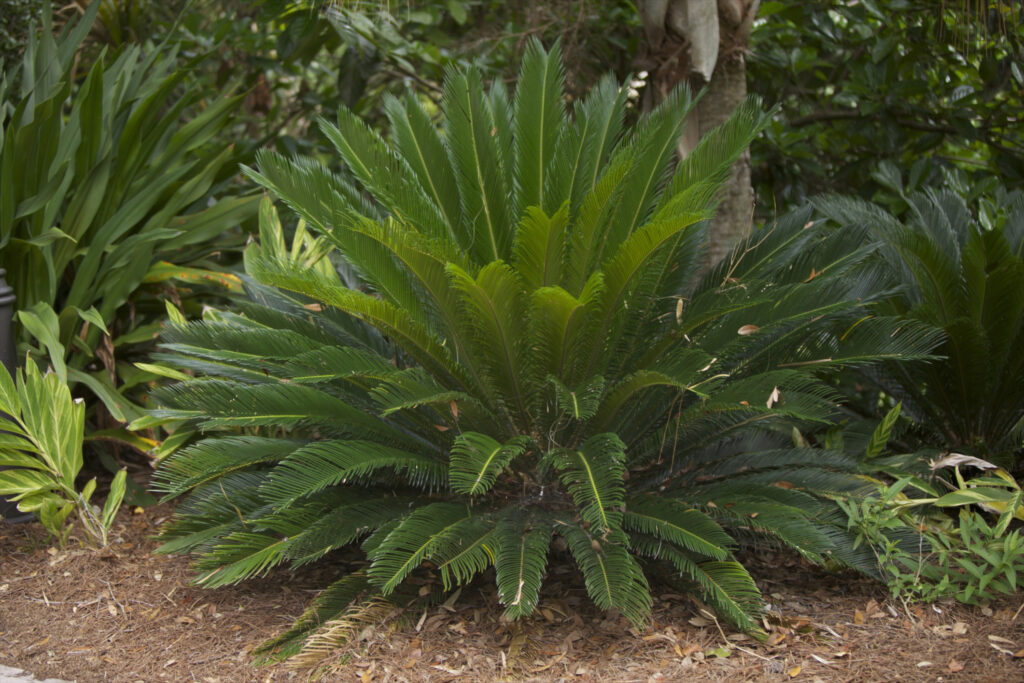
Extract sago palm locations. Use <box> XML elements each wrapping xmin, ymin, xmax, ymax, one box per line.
<box><xmin>815</xmin><ymin>188</ymin><xmax>1024</xmax><ymax>471</ymax></box>
<box><xmin>148</xmin><ymin>41</ymin><xmax>938</xmax><ymax>659</ymax></box>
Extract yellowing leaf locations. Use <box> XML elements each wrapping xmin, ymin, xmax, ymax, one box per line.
<box><xmin>853</xmin><ymin>609</ymin><xmax>865</xmax><ymax>624</ymax></box>
<box><xmin>788</xmin><ymin>665</ymin><xmax>801</xmax><ymax>677</ymax></box>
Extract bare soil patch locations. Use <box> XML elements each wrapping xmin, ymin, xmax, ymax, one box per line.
<box><xmin>2</xmin><ymin>506</ymin><xmax>1022</xmax><ymax>682</ymax></box>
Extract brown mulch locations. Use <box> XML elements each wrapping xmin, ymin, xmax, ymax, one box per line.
<box><xmin>1</xmin><ymin>505</ymin><xmax>1023</xmax><ymax>682</ymax></box>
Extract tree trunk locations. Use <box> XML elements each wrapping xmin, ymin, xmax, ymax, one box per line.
<box><xmin>637</xmin><ymin>0</ymin><xmax>760</xmax><ymax>267</ymax></box>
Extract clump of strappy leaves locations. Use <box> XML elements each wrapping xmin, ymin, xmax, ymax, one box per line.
<box><xmin>147</xmin><ymin>41</ymin><xmax>939</xmax><ymax>659</ymax></box>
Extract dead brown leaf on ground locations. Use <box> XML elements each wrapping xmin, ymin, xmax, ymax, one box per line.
<box><xmin>1</xmin><ymin>505</ymin><xmax>1022</xmax><ymax>682</ymax></box>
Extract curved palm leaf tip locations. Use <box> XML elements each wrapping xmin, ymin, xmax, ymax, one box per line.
<box><xmin>151</xmin><ymin>40</ymin><xmax>941</xmax><ymax>652</ymax></box>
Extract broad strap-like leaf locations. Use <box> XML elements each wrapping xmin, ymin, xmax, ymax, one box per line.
<box><xmin>449</xmin><ymin>432</ymin><xmax>530</xmax><ymax>496</ymax></box>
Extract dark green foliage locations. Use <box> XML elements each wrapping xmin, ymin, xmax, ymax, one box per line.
<box><xmin>150</xmin><ymin>41</ymin><xmax>940</xmax><ymax>655</ymax></box>
<box><xmin>751</xmin><ymin>0</ymin><xmax>1024</xmax><ymax>213</ymax></box>
<box><xmin>815</xmin><ymin>187</ymin><xmax>1024</xmax><ymax>471</ymax></box>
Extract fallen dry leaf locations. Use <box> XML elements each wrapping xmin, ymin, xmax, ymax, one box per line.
<box><xmin>737</xmin><ymin>324</ymin><xmax>760</xmax><ymax>336</ymax></box>
<box><xmin>948</xmin><ymin>658</ymin><xmax>965</xmax><ymax>673</ymax></box>
<box><xmin>853</xmin><ymin>609</ymin><xmax>865</xmax><ymax>624</ymax></box>
<box><xmin>787</xmin><ymin>665</ymin><xmax>801</xmax><ymax>677</ymax></box>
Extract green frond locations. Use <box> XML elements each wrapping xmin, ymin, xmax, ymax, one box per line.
<box><xmin>161</xmin><ymin>320</ymin><xmax>325</xmax><ymax>360</ymax></box>
<box><xmin>261</xmin><ymin>440</ymin><xmax>447</xmax><ymax>508</ymax></box>
<box><xmin>449</xmin><ymin>432</ymin><xmax>530</xmax><ymax>496</ymax></box>
<box><xmin>544</xmin><ymin>74</ymin><xmax>630</xmax><ymax>217</ymax></box>
<box><xmin>494</xmin><ymin>518</ymin><xmax>551</xmax><ymax>620</ymax></box>
<box><xmin>281</xmin><ymin>345</ymin><xmax>397</xmax><ymax>384</ymax></box>
<box><xmin>320</xmin><ymin>109</ymin><xmax>448</xmax><ymax>239</ymax></box>
<box><xmin>447</xmin><ymin>261</ymin><xmax>531</xmax><ymax>420</ymax></box>
<box><xmin>243</xmin><ymin>150</ymin><xmax>374</xmax><ymax>234</ymax></box>
<box><xmin>637</xmin><ymin>542</ymin><xmax>763</xmax><ymax>633</ymax></box>
<box><xmin>193</xmin><ymin>531</ymin><xmax>290</xmax><ymax>587</ymax></box>
<box><xmin>624</xmin><ymin>496</ymin><xmax>733</xmax><ymax>560</ymax></box>
<box><xmin>383</xmin><ymin>92</ymin><xmax>462</xmax><ymax>240</ymax></box>
<box><xmin>155</xmin><ymin>471</ymin><xmax>272</xmax><ymax>555</ymax></box>
<box><xmin>367</xmin><ymin>502</ymin><xmax>475</xmax><ymax>594</ymax></box>
<box><xmin>254</xmin><ymin>572</ymin><xmax>374</xmax><ymax>662</ymax></box>
<box><xmin>659</xmin><ymin>96</ymin><xmax>774</xmax><ymax>212</ymax></box>
<box><xmin>152</xmin><ymin>436</ymin><xmax>304</xmax><ymax>499</ymax></box>
<box><xmin>443</xmin><ymin>66</ymin><xmax>511</xmax><ymax>261</ymax></box>
<box><xmin>561</xmin><ymin>524</ymin><xmax>652</xmax><ymax>628</ymax></box>
<box><xmin>369</xmin><ymin>367</ymin><xmax>473</xmax><ymax>417</ymax></box>
<box><xmin>549</xmin><ymin>375</ymin><xmax>605</xmax><ymax>421</ymax></box>
<box><xmin>599</xmin><ymin>84</ymin><xmax>694</xmax><ymax>256</ymax></box>
<box><xmin>513</xmin><ymin>203</ymin><xmax>569</xmax><ymax>289</ymax></box>
<box><xmin>565</xmin><ymin>153</ymin><xmax>632</xmax><ymax>294</ymax></box>
<box><xmin>432</xmin><ymin>516</ymin><xmax>498</xmax><ymax>590</ymax></box>
<box><xmin>513</xmin><ymin>38</ymin><xmax>565</xmax><ymax>213</ymax></box>
<box><xmin>553</xmin><ymin>433</ymin><xmax>626</xmax><ymax>533</ymax></box>
<box><xmin>151</xmin><ymin>379</ymin><xmax>399</xmax><ymax>439</ymax></box>
<box><xmin>592</xmin><ymin>348</ymin><xmax>716</xmax><ymax>429</ymax></box>
<box><xmin>528</xmin><ymin>275</ymin><xmax>605</xmax><ymax>383</ymax></box>
<box><xmin>283</xmin><ymin>494</ymin><xmax>420</xmax><ymax>567</ymax></box>
<box><xmin>248</xmin><ymin>255</ymin><xmax>470</xmax><ymax>389</ymax></box>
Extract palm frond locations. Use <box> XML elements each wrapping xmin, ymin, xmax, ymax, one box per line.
<box><xmin>261</xmin><ymin>440</ymin><xmax>446</xmax><ymax>508</ymax></box>
<box><xmin>494</xmin><ymin>518</ymin><xmax>551</xmax><ymax>620</ymax></box>
<box><xmin>449</xmin><ymin>432</ymin><xmax>530</xmax><ymax>496</ymax></box>
<box><xmin>624</xmin><ymin>496</ymin><xmax>733</xmax><ymax>559</ymax></box>
<box><xmin>367</xmin><ymin>502</ymin><xmax>475</xmax><ymax>594</ymax></box>
<box><xmin>561</xmin><ymin>524</ymin><xmax>652</xmax><ymax>628</ymax></box>
<box><xmin>513</xmin><ymin>38</ymin><xmax>565</xmax><ymax>213</ymax></box>
<box><xmin>443</xmin><ymin>66</ymin><xmax>511</xmax><ymax>261</ymax></box>
<box><xmin>553</xmin><ymin>433</ymin><xmax>626</xmax><ymax>533</ymax></box>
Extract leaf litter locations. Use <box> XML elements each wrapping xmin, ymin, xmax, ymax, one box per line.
<box><xmin>0</xmin><ymin>505</ymin><xmax>1022</xmax><ymax>682</ymax></box>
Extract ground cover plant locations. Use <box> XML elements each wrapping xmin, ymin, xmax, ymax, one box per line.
<box><xmin>143</xmin><ymin>41</ymin><xmax>944</xmax><ymax>660</ymax></box>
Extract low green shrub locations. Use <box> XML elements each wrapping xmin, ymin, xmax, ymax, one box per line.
<box><xmin>146</xmin><ymin>41</ymin><xmax>938</xmax><ymax>660</ymax></box>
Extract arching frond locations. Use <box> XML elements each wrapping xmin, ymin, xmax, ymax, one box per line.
<box><xmin>561</xmin><ymin>525</ymin><xmax>652</xmax><ymax>628</ymax></box>
<box><xmin>493</xmin><ymin>518</ymin><xmax>551</xmax><ymax>620</ymax></box>
<box><xmin>553</xmin><ymin>433</ymin><xmax>626</xmax><ymax>533</ymax></box>
<box><xmin>449</xmin><ymin>432</ymin><xmax>530</xmax><ymax>496</ymax></box>
<box><xmin>367</xmin><ymin>502</ymin><xmax>475</xmax><ymax>594</ymax></box>
<box><xmin>624</xmin><ymin>496</ymin><xmax>733</xmax><ymax>560</ymax></box>
<box><xmin>443</xmin><ymin>67</ymin><xmax>511</xmax><ymax>262</ymax></box>
<box><xmin>261</xmin><ymin>440</ymin><xmax>446</xmax><ymax>508</ymax></box>
<box><xmin>152</xmin><ymin>436</ymin><xmax>304</xmax><ymax>499</ymax></box>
